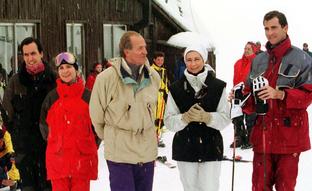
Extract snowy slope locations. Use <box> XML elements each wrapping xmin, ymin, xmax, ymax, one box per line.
<box><xmin>91</xmin><ymin>106</ymin><xmax>312</xmax><ymax>191</ymax></box>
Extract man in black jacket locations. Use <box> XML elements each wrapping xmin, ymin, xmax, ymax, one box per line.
<box><xmin>3</xmin><ymin>37</ymin><xmax>56</xmax><ymax>191</ymax></box>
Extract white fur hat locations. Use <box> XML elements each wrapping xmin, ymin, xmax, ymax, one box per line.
<box><xmin>184</xmin><ymin>44</ymin><xmax>208</xmax><ymax>64</ymax></box>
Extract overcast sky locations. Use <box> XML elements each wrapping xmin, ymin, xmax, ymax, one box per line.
<box><xmin>190</xmin><ymin>0</ymin><xmax>312</xmax><ymax>88</ymax></box>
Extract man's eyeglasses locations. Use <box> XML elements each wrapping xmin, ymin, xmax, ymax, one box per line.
<box><xmin>55</xmin><ymin>52</ymin><xmax>76</xmax><ymax>67</ymax></box>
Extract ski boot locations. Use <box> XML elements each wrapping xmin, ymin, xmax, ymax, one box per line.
<box><xmin>158</xmin><ymin>139</ymin><xmax>166</xmax><ymax>148</ymax></box>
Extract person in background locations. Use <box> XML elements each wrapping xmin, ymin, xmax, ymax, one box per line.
<box><xmin>0</xmin><ymin>66</ymin><xmax>6</xmax><ymax>101</ymax></box>
<box><xmin>0</xmin><ymin>117</ymin><xmax>20</xmax><ymax>190</ymax></box>
<box><xmin>243</xmin><ymin>10</ymin><xmax>312</xmax><ymax>191</ymax></box>
<box><xmin>8</xmin><ymin>51</ymin><xmax>23</xmax><ymax>80</ymax></box>
<box><xmin>302</xmin><ymin>42</ymin><xmax>312</xmax><ymax>57</ymax></box>
<box><xmin>230</xmin><ymin>41</ymin><xmax>257</xmax><ymax>149</ymax></box>
<box><xmin>151</xmin><ymin>51</ymin><xmax>169</xmax><ymax>147</ymax></box>
<box><xmin>40</xmin><ymin>52</ymin><xmax>98</xmax><ymax>191</ymax></box>
<box><xmin>255</xmin><ymin>41</ymin><xmax>264</xmax><ymax>54</ymax></box>
<box><xmin>85</xmin><ymin>62</ymin><xmax>103</xmax><ymax>91</ymax></box>
<box><xmin>8</xmin><ymin>58</ymin><xmax>14</xmax><ymax>79</ymax></box>
<box><xmin>0</xmin><ymin>64</ymin><xmax>7</xmax><ymax>101</ymax></box>
<box><xmin>2</xmin><ymin>37</ymin><xmax>56</xmax><ymax>191</ymax></box>
<box><xmin>89</xmin><ymin>31</ymin><xmax>160</xmax><ymax>191</ymax></box>
<box><xmin>0</xmin><ymin>64</ymin><xmax>8</xmax><ymax>87</ymax></box>
<box><xmin>173</xmin><ymin>51</ymin><xmax>186</xmax><ymax>82</ymax></box>
<box><xmin>102</xmin><ymin>58</ymin><xmax>112</xmax><ymax>69</ymax></box>
<box><xmin>164</xmin><ymin>45</ymin><xmax>231</xmax><ymax>191</ymax></box>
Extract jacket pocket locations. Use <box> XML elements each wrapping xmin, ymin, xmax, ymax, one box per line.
<box><xmin>141</xmin><ymin>102</ymin><xmax>155</xmax><ymax>131</ymax></box>
<box><xmin>279</xmin><ymin>122</ymin><xmax>299</xmax><ymax>146</ymax></box>
<box><xmin>75</xmin><ymin>137</ymin><xmax>98</xmax><ymax>178</ymax></box>
<box><xmin>12</xmin><ymin>94</ymin><xmax>27</xmax><ymax>113</ymax></box>
<box><xmin>250</xmin><ymin>122</ymin><xmax>262</xmax><ymax>146</ymax></box>
<box><xmin>279</xmin><ymin>110</ymin><xmax>303</xmax><ymax>146</ymax></box>
<box><xmin>106</xmin><ymin>97</ymin><xmax>130</xmax><ymax>127</ymax></box>
<box><xmin>76</xmin><ymin>138</ymin><xmax>97</xmax><ymax>155</ymax></box>
<box><xmin>146</xmin><ymin>103</ymin><xmax>154</xmax><ymax>123</ymax></box>
<box><xmin>47</xmin><ymin>137</ymin><xmax>62</xmax><ymax>154</ymax></box>
<box><xmin>277</xmin><ymin>64</ymin><xmax>300</xmax><ymax>88</ymax></box>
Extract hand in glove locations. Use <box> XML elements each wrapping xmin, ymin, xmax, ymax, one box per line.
<box><xmin>182</xmin><ymin>104</ymin><xmax>211</xmax><ymax>125</ymax></box>
<box><xmin>192</xmin><ymin>104</ymin><xmax>211</xmax><ymax>125</ymax></box>
<box><xmin>230</xmin><ymin>82</ymin><xmax>251</xmax><ymax>119</ymax></box>
<box><xmin>182</xmin><ymin>104</ymin><xmax>201</xmax><ymax>124</ymax></box>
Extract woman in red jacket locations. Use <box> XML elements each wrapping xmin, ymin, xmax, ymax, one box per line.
<box><xmin>85</xmin><ymin>62</ymin><xmax>103</xmax><ymax>91</ymax></box>
<box><xmin>230</xmin><ymin>41</ymin><xmax>257</xmax><ymax>149</ymax></box>
<box><xmin>233</xmin><ymin>42</ymin><xmax>257</xmax><ymax>86</ymax></box>
<box><xmin>40</xmin><ymin>52</ymin><xmax>98</xmax><ymax>191</ymax></box>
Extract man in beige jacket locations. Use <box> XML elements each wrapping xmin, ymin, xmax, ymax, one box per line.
<box><xmin>89</xmin><ymin>31</ymin><xmax>160</xmax><ymax>191</ymax></box>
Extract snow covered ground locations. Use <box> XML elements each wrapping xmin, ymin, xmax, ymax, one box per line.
<box><xmin>1</xmin><ymin>107</ymin><xmax>309</xmax><ymax>191</ymax></box>
<box><xmin>91</xmin><ymin>106</ymin><xmax>312</xmax><ymax>191</ymax></box>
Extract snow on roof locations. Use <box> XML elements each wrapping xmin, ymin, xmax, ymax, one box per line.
<box><xmin>153</xmin><ymin>0</ymin><xmax>195</xmax><ymax>31</ymax></box>
<box><xmin>153</xmin><ymin>0</ymin><xmax>215</xmax><ymax>50</ymax></box>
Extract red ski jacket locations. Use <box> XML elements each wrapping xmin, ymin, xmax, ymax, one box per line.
<box><xmin>41</xmin><ymin>78</ymin><xmax>98</xmax><ymax>180</ymax></box>
<box><xmin>246</xmin><ymin>37</ymin><xmax>312</xmax><ymax>154</ymax></box>
<box><xmin>233</xmin><ymin>54</ymin><xmax>256</xmax><ymax>86</ymax></box>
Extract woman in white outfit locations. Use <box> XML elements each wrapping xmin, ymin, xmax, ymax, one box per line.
<box><xmin>164</xmin><ymin>45</ymin><xmax>231</xmax><ymax>191</ymax></box>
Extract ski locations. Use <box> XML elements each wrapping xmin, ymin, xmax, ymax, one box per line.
<box><xmin>156</xmin><ymin>156</ymin><xmax>176</xmax><ymax>168</ymax></box>
<box><xmin>223</xmin><ymin>155</ymin><xmax>252</xmax><ymax>163</ymax></box>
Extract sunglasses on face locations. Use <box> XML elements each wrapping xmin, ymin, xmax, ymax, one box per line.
<box><xmin>55</xmin><ymin>52</ymin><xmax>76</xmax><ymax>67</ymax></box>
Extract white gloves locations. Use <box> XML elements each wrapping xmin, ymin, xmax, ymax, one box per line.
<box><xmin>181</xmin><ymin>103</ymin><xmax>211</xmax><ymax>125</ymax></box>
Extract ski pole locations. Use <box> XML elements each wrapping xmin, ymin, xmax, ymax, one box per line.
<box><xmin>261</xmin><ymin>116</ymin><xmax>267</xmax><ymax>191</ymax></box>
<box><xmin>231</xmin><ymin>124</ymin><xmax>237</xmax><ymax>191</ymax></box>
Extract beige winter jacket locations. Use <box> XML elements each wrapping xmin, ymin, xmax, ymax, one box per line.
<box><xmin>90</xmin><ymin>57</ymin><xmax>160</xmax><ymax>164</ymax></box>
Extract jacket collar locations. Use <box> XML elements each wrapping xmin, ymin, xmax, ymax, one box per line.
<box><xmin>265</xmin><ymin>36</ymin><xmax>292</xmax><ymax>59</ymax></box>
<box><xmin>120</xmin><ymin>59</ymin><xmax>149</xmax><ymax>81</ymax></box>
<box><xmin>184</xmin><ymin>65</ymin><xmax>210</xmax><ymax>93</ymax></box>
<box><xmin>18</xmin><ymin>61</ymin><xmax>51</xmax><ymax>86</ymax></box>
<box><xmin>151</xmin><ymin>64</ymin><xmax>164</xmax><ymax>71</ymax></box>
<box><xmin>242</xmin><ymin>53</ymin><xmax>256</xmax><ymax>63</ymax></box>
<box><xmin>56</xmin><ymin>77</ymin><xmax>84</xmax><ymax>99</ymax></box>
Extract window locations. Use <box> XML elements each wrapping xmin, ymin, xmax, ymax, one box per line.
<box><xmin>103</xmin><ymin>24</ymin><xmax>127</xmax><ymax>59</ymax></box>
<box><xmin>66</xmin><ymin>23</ymin><xmax>85</xmax><ymax>75</ymax></box>
<box><xmin>0</xmin><ymin>23</ymin><xmax>36</xmax><ymax>79</ymax></box>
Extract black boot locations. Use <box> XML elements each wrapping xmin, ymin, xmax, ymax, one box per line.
<box><xmin>158</xmin><ymin>139</ymin><xmax>166</xmax><ymax>148</ymax></box>
<box><xmin>242</xmin><ymin>113</ymin><xmax>256</xmax><ymax>150</ymax></box>
<box><xmin>241</xmin><ymin>130</ymin><xmax>252</xmax><ymax>149</ymax></box>
<box><xmin>241</xmin><ymin>143</ymin><xmax>252</xmax><ymax>149</ymax></box>
<box><xmin>230</xmin><ymin>137</ymin><xmax>242</xmax><ymax>148</ymax></box>
<box><xmin>9</xmin><ymin>181</ymin><xmax>17</xmax><ymax>191</ymax></box>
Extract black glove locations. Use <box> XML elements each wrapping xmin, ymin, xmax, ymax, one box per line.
<box><xmin>230</xmin><ymin>82</ymin><xmax>251</xmax><ymax>119</ymax></box>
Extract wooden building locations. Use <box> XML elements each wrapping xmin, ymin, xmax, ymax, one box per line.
<box><xmin>0</xmin><ymin>0</ymin><xmax>215</xmax><ymax>82</ymax></box>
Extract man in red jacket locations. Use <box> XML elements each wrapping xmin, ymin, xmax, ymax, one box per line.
<box><xmin>245</xmin><ymin>10</ymin><xmax>312</xmax><ymax>191</ymax></box>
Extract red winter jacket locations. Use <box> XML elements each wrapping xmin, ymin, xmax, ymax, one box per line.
<box><xmin>246</xmin><ymin>37</ymin><xmax>312</xmax><ymax>154</ymax></box>
<box><xmin>85</xmin><ymin>72</ymin><xmax>98</xmax><ymax>91</ymax></box>
<box><xmin>41</xmin><ymin>78</ymin><xmax>98</xmax><ymax>180</ymax></box>
<box><xmin>233</xmin><ymin>53</ymin><xmax>256</xmax><ymax>114</ymax></box>
<box><xmin>233</xmin><ymin>54</ymin><xmax>256</xmax><ymax>86</ymax></box>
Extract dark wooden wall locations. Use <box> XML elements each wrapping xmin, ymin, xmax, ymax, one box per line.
<box><xmin>145</xmin><ymin>3</ymin><xmax>216</xmax><ymax>83</ymax></box>
<box><xmin>0</xmin><ymin>0</ymin><xmax>143</xmax><ymax>73</ymax></box>
<box><xmin>0</xmin><ymin>0</ymin><xmax>215</xmax><ymax>80</ymax></box>
<box><xmin>145</xmin><ymin>3</ymin><xmax>185</xmax><ymax>83</ymax></box>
